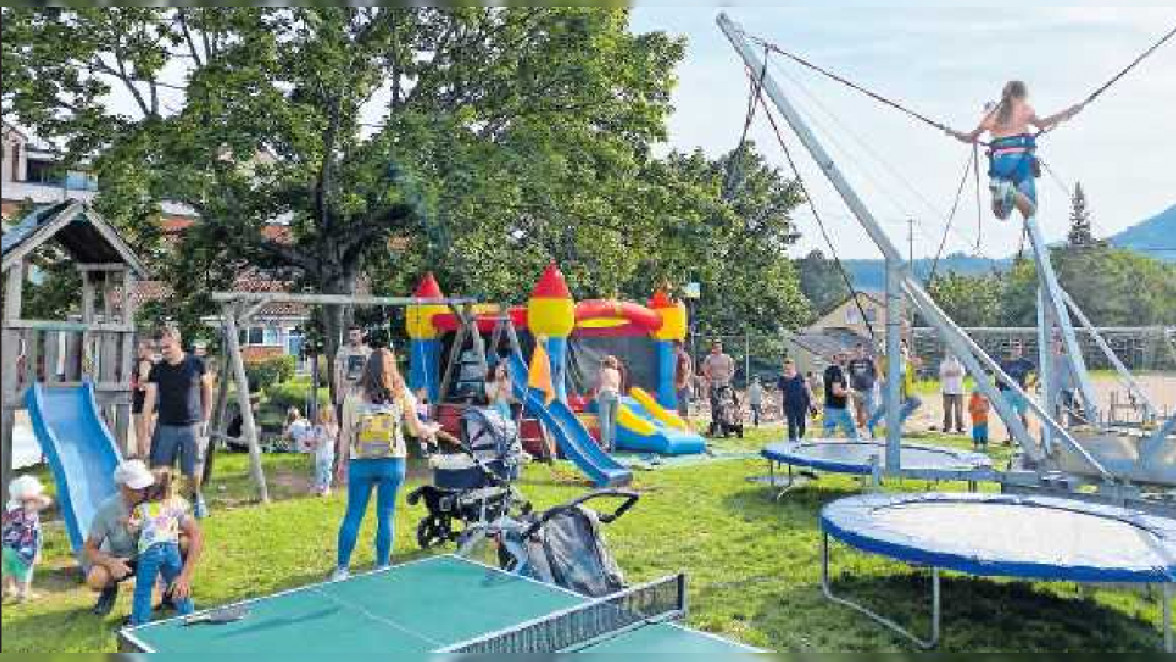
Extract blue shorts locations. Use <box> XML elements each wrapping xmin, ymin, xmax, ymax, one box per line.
<box><xmin>1000</xmin><ymin>390</ymin><xmax>1030</xmax><ymax>416</ymax></box>
<box><xmin>990</xmin><ymin>154</ymin><xmax>1037</xmax><ymax>219</ymax></box>
<box><xmin>151</xmin><ymin>424</ymin><xmax>200</xmax><ymax>478</ymax></box>
<box><xmin>972</xmin><ymin>423</ymin><xmax>989</xmax><ymax>445</ymax></box>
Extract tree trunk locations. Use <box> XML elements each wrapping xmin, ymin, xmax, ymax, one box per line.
<box><xmin>321</xmin><ymin>267</ymin><xmax>358</xmax><ymax>405</ymax></box>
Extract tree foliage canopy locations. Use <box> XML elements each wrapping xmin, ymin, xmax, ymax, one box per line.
<box><xmin>2</xmin><ymin>7</ymin><xmax>818</xmax><ymax>382</ymax></box>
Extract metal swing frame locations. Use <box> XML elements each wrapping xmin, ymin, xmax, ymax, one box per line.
<box><xmin>718</xmin><ymin>13</ymin><xmax>1175</xmax><ymax>494</ymax></box>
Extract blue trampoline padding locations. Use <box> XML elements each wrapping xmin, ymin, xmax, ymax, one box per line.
<box><xmin>762</xmin><ymin>440</ymin><xmax>991</xmax><ymax>475</ymax></box>
<box><xmin>822</xmin><ymin>493</ymin><xmax>1176</xmax><ymax>583</ymax></box>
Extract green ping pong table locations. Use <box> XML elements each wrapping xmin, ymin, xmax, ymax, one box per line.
<box><xmin>118</xmin><ymin>555</ymin><xmax>762</xmax><ymax>654</ymax></box>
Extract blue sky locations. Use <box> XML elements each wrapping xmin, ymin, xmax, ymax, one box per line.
<box><xmin>630</xmin><ymin>3</ymin><xmax>1176</xmax><ymax>259</ymax></box>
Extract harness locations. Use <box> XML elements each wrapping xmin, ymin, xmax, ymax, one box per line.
<box><xmin>986</xmin><ymin>133</ymin><xmax>1041</xmax><ymax>184</ymax></box>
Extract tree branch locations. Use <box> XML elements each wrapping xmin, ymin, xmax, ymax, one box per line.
<box><xmin>255</xmin><ymin>238</ymin><xmax>316</xmax><ymax>273</ymax></box>
<box><xmin>176</xmin><ymin>9</ymin><xmax>205</xmax><ymax>67</ymax></box>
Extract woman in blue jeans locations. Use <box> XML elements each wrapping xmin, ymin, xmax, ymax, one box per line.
<box><xmin>332</xmin><ymin>348</ymin><xmax>437</xmax><ymax>581</ymax></box>
<box><xmin>595</xmin><ymin>356</ymin><xmax>622</xmax><ymax>452</ymax></box>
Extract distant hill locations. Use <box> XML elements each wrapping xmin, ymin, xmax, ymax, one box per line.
<box><xmin>1111</xmin><ymin>204</ymin><xmax>1176</xmax><ymax>263</ymax></box>
<box><xmin>839</xmin><ymin>205</ymin><xmax>1176</xmax><ymax>289</ymax></box>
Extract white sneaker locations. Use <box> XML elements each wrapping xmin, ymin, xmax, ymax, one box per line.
<box><xmin>329</xmin><ymin>567</ymin><xmax>350</xmax><ymax>583</ymax></box>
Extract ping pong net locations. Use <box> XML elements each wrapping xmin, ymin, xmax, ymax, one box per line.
<box><xmin>436</xmin><ymin>574</ymin><xmax>688</xmax><ymax>654</ymax></box>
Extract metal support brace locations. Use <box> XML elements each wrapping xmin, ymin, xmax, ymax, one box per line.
<box><xmin>717</xmin><ymin>13</ymin><xmax>1110</xmax><ymax>481</ymax></box>
<box><xmin>1038</xmin><ymin>287</ymin><xmax>1056</xmax><ymax>453</ymax></box>
<box><xmin>1142</xmin><ymin>416</ymin><xmax>1176</xmax><ymax>472</ymax></box>
<box><xmin>1022</xmin><ymin>216</ymin><xmax>1099</xmax><ymax>420</ymax></box>
<box><xmin>821</xmin><ymin>533</ymin><xmax>941</xmax><ymax>649</ymax></box>
<box><xmin>1061</xmin><ymin>288</ymin><xmax>1157</xmax><ymax>422</ymax></box>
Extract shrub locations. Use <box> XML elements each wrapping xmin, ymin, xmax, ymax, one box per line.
<box><xmin>265</xmin><ymin>377</ymin><xmax>330</xmax><ymax>416</ymax></box>
<box><xmin>244</xmin><ymin>355</ymin><xmax>297</xmax><ymax>391</ymax></box>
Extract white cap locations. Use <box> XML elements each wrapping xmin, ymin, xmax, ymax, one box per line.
<box><xmin>8</xmin><ymin>475</ymin><xmax>45</xmax><ymax>506</ymax></box>
<box><xmin>113</xmin><ymin>459</ymin><xmax>155</xmax><ymax>490</ymax></box>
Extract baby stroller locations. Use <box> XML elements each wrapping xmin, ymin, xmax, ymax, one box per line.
<box><xmin>407</xmin><ymin>407</ymin><xmax>531</xmax><ymax>550</ymax></box>
<box><xmin>459</xmin><ymin>489</ymin><xmax>640</xmax><ymax>598</ymax></box>
<box><xmin>708</xmin><ymin>385</ymin><xmax>745</xmax><ymax>438</ymax></box>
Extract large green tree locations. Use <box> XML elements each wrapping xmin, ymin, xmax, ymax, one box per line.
<box><xmin>796</xmin><ymin>248</ymin><xmax>850</xmax><ymax>319</ymax></box>
<box><xmin>2</xmin><ymin>8</ymin><xmax>684</xmax><ymax>397</ymax></box>
<box><xmin>926</xmin><ymin>270</ymin><xmax>1004</xmax><ymax>327</ymax></box>
<box><xmin>1001</xmin><ymin>246</ymin><xmax>1176</xmax><ymax>327</ymax></box>
<box><xmin>621</xmin><ymin>146</ymin><xmax>810</xmax><ymax>336</ymax></box>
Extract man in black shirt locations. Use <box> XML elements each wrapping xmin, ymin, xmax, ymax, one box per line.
<box><xmin>139</xmin><ymin>327</ymin><xmax>212</xmax><ymax>518</ymax></box>
<box><xmin>821</xmin><ymin>352</ymin><xmax>858</xmax><ymax>439</ymax></box>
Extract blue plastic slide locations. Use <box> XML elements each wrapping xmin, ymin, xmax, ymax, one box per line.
<box><xmin>507</xmin><ymin>355</ymin><xmax>631</xmax><ymax>487</ymax></box>
<box><xmin>25</xmin><ymin>383</ymin><xmax>122</xmax><ymax>562</ymax></box>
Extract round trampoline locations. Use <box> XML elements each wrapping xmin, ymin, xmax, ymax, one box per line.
<box><xmin>764</xmin><ymin>440</ymin><xmax>991</xmax><ymax>476</ymax></box>
<box><xmin>820</xmin><ymin>492</ymin><xmax>1176</xmax><ymax>650</ymax></box>
<box><xmin>760</xmin><ymin>441</ymin><xmax>992</xmax><ymax>493</ymax></box>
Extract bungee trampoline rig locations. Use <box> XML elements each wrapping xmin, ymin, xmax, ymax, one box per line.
<box><xmin>718</xmin><ymin>13</ymin><xmax>1176</xmax><ymax>509</ymax></box>
<box><xmin>719</xmin><ymin>13</ymin><xmax>1176</xmax><ymax>650</ymax></box>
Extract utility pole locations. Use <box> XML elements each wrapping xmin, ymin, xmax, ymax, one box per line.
<box><xmin>907</xmin><ymin>218</ymin><xmax>915</xmax><ymax>266</ymax></box>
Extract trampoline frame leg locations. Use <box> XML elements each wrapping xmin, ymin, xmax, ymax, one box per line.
<box><xmin>1165</xmin><ymin>583</ymin><xmax>1173</xmax><ymax>653</ymax></box>
<box><xmin>821</xmin><ymin>532</ymin><xmax>941</xmax><ymax>650</ymax></box>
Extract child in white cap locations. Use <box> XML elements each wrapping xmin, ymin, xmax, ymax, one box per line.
<box><xmin>3</xmin><ymin>475</ymin><xmax>53</xmax><ymax>602</ymax></box>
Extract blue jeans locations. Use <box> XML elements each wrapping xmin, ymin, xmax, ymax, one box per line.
<box><xmin>676</xmin><ymin>387</ymin><xmax>691</xmax><ymax>418</ymax></box>
<box><xmin>596</xmin><ymin>391</ymin><xmax>620</xmax><ymax>452</ymax></box>
<box><xmin>315</xmin><ymin>455</ymin><xmax>334</xmax><ymax>492</ymax></box>
<box><xmin>1000</xmin><ymin>390</ymin><xmax>1030</xmax><ymax>416</ymax></box>
<box><xmin>131</xmin><ymin>543</ymin><xmax>194</xmax><ymax>626</ymax></box>
<box><xmin>822</xmin><ymin>407</ymin><xmax>858</xmax><ymax>438</ymax></box>
<box><xmin>867</xmin><ymin>396</ymin><xmax>924</xmax><ymax>435</ymax></box>
<box><xmin>785</xmin><ymin>408</ymin><xmax>808</xmax><ymax>441</ymax></box>
<box><xmin>337</xmin><ymin>458</ymin><xmax>406</xmax><ymax>570</ymax></box>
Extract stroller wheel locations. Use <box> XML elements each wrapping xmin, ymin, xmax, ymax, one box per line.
<box><xmin>416</xmin><ymin>517</ymin><xmax>451</xmax><ymax>550</ymax></box>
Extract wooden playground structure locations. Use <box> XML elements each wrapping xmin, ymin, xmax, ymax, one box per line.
<box><xmin>1</xmin><ymin>201</ymin><xmax>144</xmax><ymax>487</ymax></box>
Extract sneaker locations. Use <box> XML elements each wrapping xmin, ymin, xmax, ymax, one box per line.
<box><xmin>375</xmin><ymin>564</ymin><xmax>391</xmax><ymax>573</ymax></box>
<box><xmin>329</xmin><ymin>567</ymin><xmax>350</xmax><ymax>583</ymax></box>
<box><xmin>92</xmin><ymin>586</ymin><xmax>118</xmax><ymax>616</ymax></box>
<box><xmin>193</xmin><ymin>494</ymin><xmax>209</xmax><ymax>519</ymax></box>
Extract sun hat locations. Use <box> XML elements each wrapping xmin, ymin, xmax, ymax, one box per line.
<box><xmin>7</xmin><ymin>475</ymin><xmax>45</xmax><ymax>508</ymax></box>
<box><xmin>113</xmin><ymin>459</ymin><xmax>155</xmax><ymax>490</ymax></box>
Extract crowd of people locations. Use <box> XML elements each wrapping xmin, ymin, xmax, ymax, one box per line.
<box><xmin>675</xmin><ymin>335</ymin><xmax>1062</xmax><ymax>451</ymax></box>
<box><xmin>3</xmin><ymin>317</ymin><xmax>1069</xmax><ymax>624</ymax></box>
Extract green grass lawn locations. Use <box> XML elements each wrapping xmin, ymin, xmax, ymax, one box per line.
<box><xmin>2</xmin><ymin>426</ymin><xmax>1171</xmax><ymax>652</ymax></box>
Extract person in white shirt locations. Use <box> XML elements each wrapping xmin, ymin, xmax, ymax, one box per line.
<box><xmin>939</xmin><ymin>354</ymin><xmax>967</xmax><ymax>434</ymax></box>
<box><xmin>747</xmin><ymin>376</ymin><xmax>765</xmax><ymax>427</ymax></box>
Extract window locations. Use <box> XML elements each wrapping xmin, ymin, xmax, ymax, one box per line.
<box><xmin>865</xmin><ymin>308</ymin><xmax>878</xmax><ymax>323</ymax></box>
<box><xmin>286</xmin><ymin>331</ymin><xmax>304</xmax><ymax>357</ymax></box>
<box><xmin>247</xmin><ymin>327</ymin><xmax>264</xmax><ymax>345</ymax></box>
<box><xmin>263</xmin><ymin>326</ymin><xmax>281</xmax><ymax>346</ymax></box>
<box><xmin>845</xmin><ymin>308</ymin><xmax>861</xmax><ymax>325</ymax></box>
<box><xmin>25</xmin><ymin>159</ymin><xmax>62</xmax><ymax>185</ymax></box>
